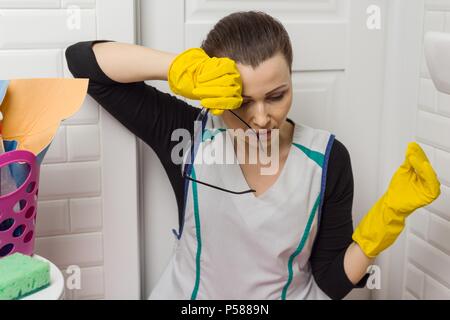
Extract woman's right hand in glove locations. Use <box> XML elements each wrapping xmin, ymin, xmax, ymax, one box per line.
<box><xmin>167</xmin><ymin>48</ymin><xmax>243</xmax><ymax>115</ymax></box>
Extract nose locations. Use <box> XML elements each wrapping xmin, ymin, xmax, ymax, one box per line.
<box><xmin>251</xmin><ymin>102</ymin><xmax>270</xmax><ymax>129</ymax></box>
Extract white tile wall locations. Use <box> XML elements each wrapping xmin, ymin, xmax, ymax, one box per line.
<box><xmin>69</xmin><ymin>197</ymin><xmax>102</xmax><ymax>233</ymax></box>
<box><xmin>403</xmin><ymin>1</ymin><xmax>450</xmax><ymax>299</ymax></box>
<box><xmin>419</xmin><ymin>78</ymin><xmax>437</xmax><ymax>112</ymax></box>
<box><xmin>35</xmin><ymin>200</ymin><xmax>70</xmax><ymax>237</ymax></box>
<box><xmin>62</xmin><ymin>0</ymin><xmax>95</xmax><ymax>9</ymax></box>
<box><xmin>0</xmin><ymin>0</ymin><xmax>105</xmax><ymax>299</ymax></box>
<box><xmin>70</xmin><ymin>266</ymin><xmax>104</xmax><ymax>299</ymax></box>
<box><xmin>428</xmin><ymin>214</ymin><xmax>450</xmax><ymax>254</ymax></box>
<box><xmin>437</xmin><ymin>90</ymin><xmax>450</xmax><ymax>116</ymax></box>
<box><xmin>35</xmin><ymin>232</ymin><xmax>103</xmax><ymax>267</ymax></box>
<box><xmin>0</xmin><ymin>49</ymin><xmax>62</xmax><ymax>78</ymax></box>
<box><xmin>403</xmin><ymin>290</ymin><xmax>419</xmax><ymax>300</ymax></box>
<box><xmin>405</xmin><ymin>264</ymin><xmax>424</xmax><ymax>299</ymax></box>
<box><xmin>428</xmin><ymin>184</ymin><xmax>450</xmax><ymax>220</ymax></box>
<box><xmin>435</xmin><ymin>147</ymin><xmax>450</xmax><ymax>185</ymax></box>
<box><xmin>409</xmin><ymin>208</ymin><xmax>429</xmax><ymax>240</ymax></box>
<box><xmin>416</xmin><ymin>110</ymin><xmax>450</xmax><ymax>150</ymax></box>
<box><xmin>407</xmin><ymin>234</ymin><xmax>450</xmax><ymax>287</ymax></box>
<box><xmin>66</xmin><ymin>124</ymin><xmax>100</xmax><ymax>161</ymax></box>
<box><xmin>424</xmin><ymin>275</ymin><xmax>450</xmax><ymax>299</ymax></box>
<box><xmin>0</xmin><ymin>1</ymin><xmax>60</xmax><ymax>9</ymax></box>
<box><xmin>60</xmin><ymin>265</ymin><xmax>103</xmax><ymax>300</ymax></box>
<box><xmin>39</xmin><ymin>162</ymin><xmax>102</xmax><ymax>199</ymax></box>
<box><xmin>44</xmin><ymin>126</ymin><xmax>68</xmax><ymax>163</ymax></box>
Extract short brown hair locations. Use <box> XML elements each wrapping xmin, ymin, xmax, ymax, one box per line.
<box><xmin>201</xmin><ymin>11</ymin><xmax>293</xmax><ymax>73</ymax></box>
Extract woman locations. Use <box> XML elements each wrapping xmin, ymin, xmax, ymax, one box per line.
<box><xmin>65</xmin><ymin>11</ymin><xmax>440</xmax><ymax>300</ymax></box>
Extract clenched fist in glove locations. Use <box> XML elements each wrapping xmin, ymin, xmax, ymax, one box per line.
<box><xmin>353</xmin><ymin>142</ymin><xmax>441</xmax><ymax>258</ymax></box>
<box><xmin>167</xmin><ymin>47</ymin><xmax>243</xmax><ymax>115</ymax></box>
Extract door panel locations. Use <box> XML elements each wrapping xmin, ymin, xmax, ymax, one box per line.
<box><xmin>141</xmin><ymin>0</ymin><xmax>389</xmax><ymax>300</ymax></box>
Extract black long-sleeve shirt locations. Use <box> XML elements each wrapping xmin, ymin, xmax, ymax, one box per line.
<box><xmin>65</xmin><ymin>40</ymin><xmax>368</xmax><ymax>299</ymax></box>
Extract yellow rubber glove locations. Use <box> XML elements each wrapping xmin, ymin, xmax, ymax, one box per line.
<box><xmin>167</xmin><ymin>48</ymin><xmax>243</xmax><ymax>115</ymax></box>
<box><xmin>352</xmin><ymin>142</ymin><xmax>441</xmax><ymax>258</ymax></box>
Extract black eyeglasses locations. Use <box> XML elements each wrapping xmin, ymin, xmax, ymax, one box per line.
<box><xmin>182</xmin><ymin>107</ymin><xmax>267</xmax><ymax>195</ymax></box>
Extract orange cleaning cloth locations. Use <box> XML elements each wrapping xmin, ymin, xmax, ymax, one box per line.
<box><xmin>0</xmin><ymin>78</ymin><xmax>88</xmax><ymax>156</ymax></box>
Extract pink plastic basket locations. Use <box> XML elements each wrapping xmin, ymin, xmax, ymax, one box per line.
<box><xmin>0</xmin><ymin>150</ymin><xmax>39</xmax><ymax>258</ymax></box>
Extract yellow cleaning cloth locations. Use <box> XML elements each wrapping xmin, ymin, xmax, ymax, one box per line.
<box><xmin>0</xmin><ymin>78</ymin><xmax>88</xmax><ymax>156</ymax></box>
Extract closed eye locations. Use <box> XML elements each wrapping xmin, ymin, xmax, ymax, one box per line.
<box><xmin>268</xmin><ymin>94</ymin><xmax>284</xmax><ymax>101</ymax></box>
<box><xmin>240</xmin><ymin>92</ymin><xmax>286</xmax><ymax>107</ymax></box>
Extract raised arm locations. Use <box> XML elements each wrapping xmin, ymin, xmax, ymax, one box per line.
<box><xmin>65</xmin><ymin>40</ymin><xmax>200</xmax><ymax>231</ymax></box>
<box><xmin>91</xmin><ymin>41</ymin><xmax>176</xmax><ymax>83</ymax></box>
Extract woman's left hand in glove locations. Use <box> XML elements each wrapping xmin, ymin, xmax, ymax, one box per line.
<box><xmin>352</xmin><ymin>142</ymin><xmax>441</xmax><ymax>258</ymax></box>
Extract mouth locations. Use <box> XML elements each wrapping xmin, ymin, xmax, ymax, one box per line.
<box><xmin>256</xmin><ymin>128</ymin><xmax>273</xmax><ymax>139</ymax></box>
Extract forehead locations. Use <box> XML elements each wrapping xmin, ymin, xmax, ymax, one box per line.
<box><xmin>236</xmin><ymin>52</ymin><xmax>290</xmax><ymax>97</ymax></box>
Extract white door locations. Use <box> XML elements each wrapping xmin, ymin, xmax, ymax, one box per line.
<box><xmin>140</xmin><ymin>0</ymin><xmax>391</xmax><ymax>300</ymax></box>
<box><xmin>376</xmin><ymin>0</ymin><xmax>450</xmax><ymax>300</ymax></box>
<box><xmin>0</xmin><ymin>0</ymin><xmax>140</xmax><ymax>299</ymax></box>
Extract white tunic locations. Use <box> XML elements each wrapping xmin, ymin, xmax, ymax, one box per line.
<box><xmin>149</xmin><ymin>114</ymin><xmax>335</xmax><ymax>300</ymax></box>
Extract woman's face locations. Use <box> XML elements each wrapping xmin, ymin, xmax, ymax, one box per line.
<box><xmin>221</xmin><ymin>51</ymin><xmax>293</xmax><ymax>145</ymax></box>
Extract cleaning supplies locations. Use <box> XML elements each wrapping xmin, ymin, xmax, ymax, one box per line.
<box><xmin>0</xmin><ymin>78</ymin><xmax>88</xmax><ymax>156</ymax></box>
<box><xmin>0</xmin><ymin>78</ymin><xmax>88</xmax><ymax>189</ymax></box>
<box><xmin>0</xmin><ymin>80</ymin><xmax>7</xmax><ymax>105</ymax></box>
<box><xmin>0</xmin><ymin>253</ymin><xmax>50</xmax><ymax>300</ymax></box>
<box><xmin>0</xmin><ymin>78</ymin><xmax>88</xmax><ymax>259</ymax></box>
<box><xmin>0</xmin><ymin>111</ymin><xmax>18</xmax><ymax>197</ymax></box>
<box><xmin>0</xmin><ymin>111</ymin><xmax>4</xmax><ymax>154</ymax></box>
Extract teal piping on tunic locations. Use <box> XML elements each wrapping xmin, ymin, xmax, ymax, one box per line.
<box><xmin>292</xmin><ymin>142</ymin><xmax>324</xmax><ymax>168</ymax></box>
<box><xmin>281</xmin><ymin>142</ymin><xmax>325</xmax><ymax>299</ymax></box>
<box><xmin>202</xmin><ymin>128</ymin><xmax>226</xmax><ymax>142</ymax></box>
<box><xmin>190</xmin><ymin>167</ymin><xmax>202</xmax><ymax>300</ymax></box>
<box><xmin>281</xmin><ymin>193</ymin><xmax>321</xmax><ymax>300</ymax></box>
